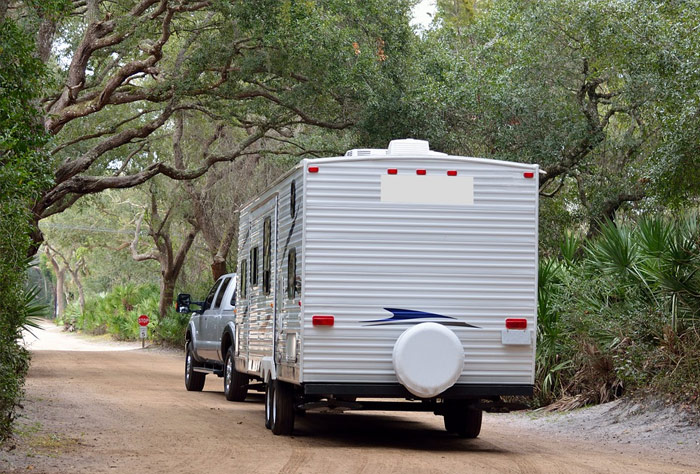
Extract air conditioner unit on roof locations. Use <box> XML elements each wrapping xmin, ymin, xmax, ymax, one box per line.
<box><xmin>345</xmin><ymin>139</ymin><xmax>446</xmax><ymax>157</ymax></box>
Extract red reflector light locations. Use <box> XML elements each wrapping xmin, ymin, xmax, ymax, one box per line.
<box><xmin>523</xmin><ymin>171</ymin><xmax>534</xmax><ymax>178</ymax></box>
<box><xmin>312</xmin><ymin>315</ymin><xmax>334</xmax><ymax>326</ymax></box>
<box><xmin>416</xmin><ymin>169</ymin><xmax>426</xmax><ymax>175</ymax></box>
<box><xmin>505</xmin><ymin>318</ymin><xmax>527</xmax><ymax>330</ymax></box>
<box><xmin>308</xmin><ymin>166</ymin><xmax>319</xmax><ymax>173</ymax></box>
<box><xmin>388</xmin><ymin>168</ymin><xmax>398</xmax><ymax>175</ymax></box>
<box><xmin>447</xmin><ymin>170</ymin><xmax>458</xmax><ymax>176</ymax></box>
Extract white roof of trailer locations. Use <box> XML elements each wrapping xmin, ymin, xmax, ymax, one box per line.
<box><xmin>239</xmin><ymin>139</ymin><xmax>542</xmax><ymax>212</ymax></box>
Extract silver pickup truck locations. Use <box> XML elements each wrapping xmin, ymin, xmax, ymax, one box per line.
<box><xmin>178</xmin><ymin>273</ymin><xmax>252</xmax><ymax>401</ymax></box>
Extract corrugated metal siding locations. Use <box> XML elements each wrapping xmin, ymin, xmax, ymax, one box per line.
<box><xmin>235</xmin><ymin>171</ymin><xmax>304</xmax><ymax>381</ymax></box>
<box><xmin>301</xmin><ymin>156</ymin><xmax>537</xmax><ymax>385</ymax></box>
<box><xmin>275</xmin><ymin>174</ymin><xmax>303</xmax><ymax>381</ymax></box>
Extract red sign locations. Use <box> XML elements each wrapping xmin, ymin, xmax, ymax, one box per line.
<box><xmin>138</xmin><ymin>315</ymin><xmax>150</xmax><ymax>327</ymax></box>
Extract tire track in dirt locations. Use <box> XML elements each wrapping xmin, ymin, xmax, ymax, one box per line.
<box><xmin>2</xmin><ymin>335</ymin><xmax>699</xmax><ymax>474</ymax></box>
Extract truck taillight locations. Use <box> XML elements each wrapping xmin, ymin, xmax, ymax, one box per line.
<box><xmin>312</xmin><ymin>315</ymin><xmax>334</xmax><ymax>326</ymax></box>
<box><xmin>505</xmin><ymin>318</ymin><xmax>527</xmax><ymax>330</ymax></box>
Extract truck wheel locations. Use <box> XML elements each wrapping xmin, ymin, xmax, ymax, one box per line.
<box><xmin>264</xmin><ymin>380</ymin><xmax>274</xmax><ymax>429</ymax></box>
<box><xmin>271</xmin><ymin>380</ymin><xmax>295</xmax><ymax>436</ymax></box>
<box><xmin>223</xmin><ymin>347</ymin><xmax>249</xmax><ymax>402</ymax></box>
<box><xmin>443</xmin><ymin>400</ymin><xmax>482</xmax><ymax>438</ymax></box>
<box><xmin>185</xmin><ymin>342</ymin><xmax>206</xmax><ymax>392</ymax></box>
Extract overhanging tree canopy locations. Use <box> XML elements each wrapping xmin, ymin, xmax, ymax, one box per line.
<box><xmin>26</xmin><ymin>0</ymin><xmax>415</xmax><ymax>251</ymax></box>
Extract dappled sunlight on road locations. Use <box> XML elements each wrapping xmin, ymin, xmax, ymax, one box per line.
<box><xmin>22</xmin><ymin>319</ymin><xmax>142</xmax><ymax>352</ymax></box>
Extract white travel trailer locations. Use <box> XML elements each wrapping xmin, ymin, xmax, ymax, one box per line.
<box><xmin>232</xmin><ymin>139</ymin><xmax>538</xmax><ymax>436</ymax></box>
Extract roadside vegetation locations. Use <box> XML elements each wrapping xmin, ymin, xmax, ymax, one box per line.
<box><xmin>3</xmin><ymin>0</ymin><xmax>700</xmax><ymax>440</ymax></box>
<box><xmin>536</xmin><ymin>216</ymin><xmax>700</xmax><ymax>408</ymax></box>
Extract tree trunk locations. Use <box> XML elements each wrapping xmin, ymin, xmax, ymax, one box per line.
<box><xmin>159</xmin><ymin>276</ymin><xmax>176</xmax><ymax>320</ymax></box>
<box><xmin>0</xmin><ymin>0</ymin><xmax>9</xmax><ymax>22</ymax></box>
<box><xmin>56</xmin><ymin>268</ymin><xmax>67</xmax><ymax>318</ymax></box>
<box><xmin>69</xmin><ymin>268</ymin><xmax>85</xmax><ymax>315</ymax></box>
<box><xmin>211</xmin><ymin>260</ymin><xmax>227</xmax><ymax>281</ymax></box>
<box><xmin>46</xmin><ymin>248</ymin><xmax>67</xmax><ymax>318</ymax></box>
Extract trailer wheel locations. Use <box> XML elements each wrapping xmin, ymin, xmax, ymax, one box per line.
<box><xmin>264</xmin><ymin>380</ymin><xmax>274</xmax><ymax>429</ymax></box>
<box><xmin>443</xmin><ymin>400</ymin><xmax>482</xmax><ymax>439</ymax></box>
<box><xmin>223</xmin><ymin>347</ymin><xmax>249</xmax><ymax>402</ymax></box>
<box><xmin>185</xmin><ymin>342</ymin><xmax>206</xmax><ymax>392</ymax></box>
<box><xmin>271</xmin><ymin>380</ymin><xmax>295</xmax><ymax>436</ymax></box>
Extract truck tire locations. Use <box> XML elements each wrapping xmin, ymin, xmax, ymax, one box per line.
<box><xmin>271</xmin><ymin>380</ymin><xmax>295</xmax><ymax>436</ymax></box>
<box><xmin>264</xmin><ymin>381</ymin><xmax>274</xmax><ymax>429</ymax></box>
<box><xmin>443</xmin><ymin>400</ymin><xmax>482</xmax><ymax>438</ymax></box>
<box><xmin>185</xmin><ymin>342</ymin><xmax>206</xmax><ymax>392</ymax></box>
<box><xmin>223</xmin><ymin>347</ymin><xmax>248</xmax><ymax>402</ymax></box>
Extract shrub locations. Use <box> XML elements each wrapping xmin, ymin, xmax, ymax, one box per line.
<box><xmin>63</xmin><ymin>283</ymin><xmax>189</xmax><ymax>346</ymax></box>
<box><xmin>535</xmin><ymin>214</ymin><xmax>700</xmax><ymax>409</ymax></box>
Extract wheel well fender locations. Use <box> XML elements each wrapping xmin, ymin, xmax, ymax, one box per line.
<box><xmin>221</xmin><ymin>322</ymin><xmax>236</xmax><ymax>357</ymax></box>
<box><xmin>261</xmin><ymin>357</ymin><xmax>277</xmax><ymax>383</ymax></box>
<box><xmin>186</xmin><ymin>320</ymin><xmax>197</xmax><ymax>345</ymax></box>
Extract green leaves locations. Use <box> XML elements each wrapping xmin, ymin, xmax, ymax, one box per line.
<box><xmin>586</xmin><ymin>221</ymin><xmax>638</xmax><ymax>280</ymax></box>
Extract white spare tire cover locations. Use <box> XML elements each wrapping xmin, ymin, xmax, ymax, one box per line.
<box><xmin>392</xmin><ymin>322</ymin><xmax>464</xmax><ymax>398</ymax></box>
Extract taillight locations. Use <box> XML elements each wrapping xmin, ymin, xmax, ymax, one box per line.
<box><xmin>387</xmin><ymin>168</ymin><xmax>398</xmax><ymax>175</ymax></box>
<box><xmin>447</xmin><ymin>170</ymin><xmax>458</xmax><ymax>176</ymax></box>
<box><xmin>416</xmin><ymin>169</ymin><xmax>426</xmax><ymax>175</ymax></box>
<box><xmin>505</xmin><ymin>318</ymin><xmax>527</xmax><ymax>330</ymax></box>
<box><xmin>523</xmin><ymin>171</ymin><xmax>534</xmax><ymax>178</ymax></box>
<box><xmin>312</xmin><ymin>315</ymin><xmax>334</xmax><ymax>326</ymax></box>
<box><xmin>308</xmin><ymin>166</ymin><xmax>319</xmax><ymax>173</ymax></box>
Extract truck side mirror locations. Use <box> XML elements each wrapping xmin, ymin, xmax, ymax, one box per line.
<box><xmin>176</xmin><ymin>293</ymin><xmax>191</xmax><ymax>313</ymax></box>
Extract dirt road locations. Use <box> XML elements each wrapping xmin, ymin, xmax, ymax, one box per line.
<box><xmin>3</xmin><ymin>323</ymin><xmax>699</xmax><ymax>474</ymax></box>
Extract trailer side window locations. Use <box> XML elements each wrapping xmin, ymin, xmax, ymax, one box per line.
<box><xmin>214</xmin><ymin>277</ymin><xmax>231</xmax><ymax>309</ymax></box>
<box><xmin>250</xmin><ymin>247</ymin><xmax>258</xmax><ymax>286</ymax></box>
<box><xmin>290</xmin><ymin>181</ymin><xmax>296</xmax><ymax>218</ymax></box>
<box><xmin>239</xmin><ymin>259</ymin><xmax>247</xmax><ymax>299</ymax></box>
<box><xmin>263</xmin><ymin>217</ymin><xmax>272</xmax><ymax>295</ymax></box>
<box><xmin>287</xmin><ymin>248</ymin><xmax>296</xmax><ymax>299</ymax></box>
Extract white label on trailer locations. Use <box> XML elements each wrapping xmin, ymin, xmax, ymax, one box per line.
<box><xmin>380</xmin><ymin>175</ymin><xmax>474</xmax><ymax>205</ymax></box>
<box><xmin>501</xmin><ymin>329</ymin><xmax>532</xmax><ymax>346</ymax></box>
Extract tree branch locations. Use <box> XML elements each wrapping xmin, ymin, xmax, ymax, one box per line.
<box><xmin>130</xmin><ymin>209</ymin><xmax>159</xmax><ymax>262</ymax></box>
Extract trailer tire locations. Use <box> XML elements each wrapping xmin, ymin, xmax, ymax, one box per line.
<box><xmin>264</xmin><ymin>381</ymin><xmax>274</xmax><ymax>429</ymax></box>
<box><xmin>271</xmin><ymin>380</ymin><xmax>295</xmax><ymax>436</ymax></box>
<box><xmin>223</xmin><ymin>347</ymin><xmax>248</xmax><ymax>402</ymax></box>
<box><xmin>185</xmin><ymin>342</ymin><xmax>206</xmax><ymax>392</ymax></box>
<box><xmin>443</xmin><ymin>400</ymin><xmax>482</xmax><ymax>439</ymax></box>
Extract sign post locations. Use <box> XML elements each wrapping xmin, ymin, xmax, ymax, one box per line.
<box><xmin>138</xmin><ymin>315</ymin><xmax>150</xmax><ymax>348</ymax></box>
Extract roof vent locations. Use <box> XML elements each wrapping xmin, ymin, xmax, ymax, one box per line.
<box><xmin>387</xmin><ymin>139</ymin><xmax>446</xmax><ymax>156</ymax></box>
<box><xmin>344</xmin><ymin>139</ymin><xmax>446</xmax><ymax>158</ymax></box>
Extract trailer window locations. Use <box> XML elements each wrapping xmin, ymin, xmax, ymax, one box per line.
<box><xmin>290</xmin><ymin>181</ymin><xmax>296</xmax><ymax>218</ymax></box>
<box><xmin>287</xmin><ymin>248</ymin><xmax>296</xmax><ymax>299</ymax></box>
<box><xmin>214</xmin><ymin>277</ymin><xmax>231</xmax><ymax>309</ymax></box>
<box><xmin>205</xmin><ymin>279</ymin><xmax>222</xmax><ymax>309</ymax></box>
<box><xmin>263</xmin><ymin>217</ymin><xmax>272</xmax><ymax>295</ymax></box>
<box><xmin>250</xmin><ymin>247</ymin><xmax>259</xmax><ymax>286</ymax></box>
<box><xmin>239</xmin><ymin>259</ymin><xmax>247</xmax><ymax>299</ymax></box>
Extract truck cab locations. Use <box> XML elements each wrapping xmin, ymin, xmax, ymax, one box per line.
<box><xmin>179</xmin><ymin>273</ymin><xmax>244</xmax><ymax>397</ymax></box>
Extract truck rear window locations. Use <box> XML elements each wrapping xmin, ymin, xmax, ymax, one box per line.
<box><xmin>214</xmin><ymin>277</ymin><xmax>231</xmax><ymax>309</ymax></box>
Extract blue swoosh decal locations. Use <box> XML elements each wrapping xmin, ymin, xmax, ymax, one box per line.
<box><xmin>362</xmin><ymin>308</ymin><xmax>479</xmax><ymax>328</ymax></box>
<box><xmin>367</xmin><ymin>308</ymin><xmax>456</xmax><ymax>323</ymax></box>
